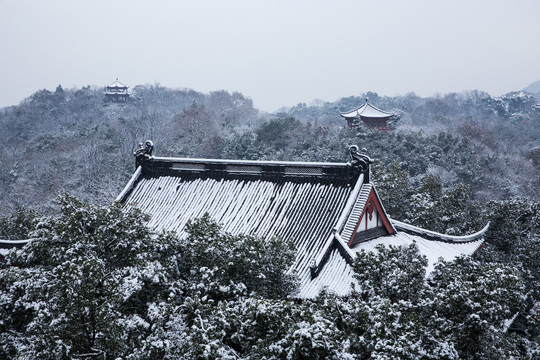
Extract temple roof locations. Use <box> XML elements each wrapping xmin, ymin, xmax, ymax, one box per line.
<box><xmin>117</xmin><ymin>149</ymin><xmax>487</xmax><ymax>298</ymax></box>
<box><xmin>340</xmin><ymin>99</ymin><xmax>394</xmax><ymax>119</ymax></box>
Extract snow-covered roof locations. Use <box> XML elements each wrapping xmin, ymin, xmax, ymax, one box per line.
<box><xmin>105</xmin><ymin>90</ymin><xmax>129</xmax><ymax>93</ymax></box>
<box><xmin>340</xmin><ymin>99</ymin><xmax>394</xmax><ymax>119</ymax></box>
<box><xmin>119</xmin><ymin>157</ymin><xmax>354</xmax><ymax>287</ymax></box>
<box><xmin>106</xmin><ymin>79</ymin><xmax>128</xmax><ymax>89</ymax></box>
<box><xmin>118</xmin><ymin>152</ymin><xmax>486</xmax><ymax>299</ymax></box>
<box><xmin>302</xmin><ymin>227</ymin><xmax>485</xmax><ymax>298</ymax></box>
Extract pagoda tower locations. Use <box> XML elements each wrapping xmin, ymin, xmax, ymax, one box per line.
<box><xmin>104</xmin><ymin>78</ymin><xmax>130</xmax><ymax>102</ymax></box>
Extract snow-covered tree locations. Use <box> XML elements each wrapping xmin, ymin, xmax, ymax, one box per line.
<box><xmin>0</xmin><ymin>198</ymin><xmax>302</xmax><ymax>359</ymax></box>
<box><xmin>172</xmin><ymin>213</ymin><xmax>298</xmax><ymax>301</ymax></box>
<box><xmin>0</xmin><ymin>194</ymin><xmax>170</xmax><ymax>359</ymax></box>
<box><xmin>347</xmin><ymin>243</ymin><xmax>528</xmax><ymax>359</ymax></box>
<box><xmin>350</xmin><ymin>244</ymin><xmax>459</xmax><ymax>359</ymax></box>
<box><xmin>429</xmin><ymin>256</ymin><xmax>526</xmax><ymax>359</ymax></box>
<box><xmin>0</xmin><ymin>205</ymin><xmax>37</xmax><ymax>240</ymax></box>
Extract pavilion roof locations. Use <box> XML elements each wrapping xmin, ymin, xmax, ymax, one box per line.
<box><xmin>340</xmin><ymin>99</ymin><xmax>394</xmax><ymax>119</ymax></box>
<box><xmin>106</xmin><ymin>79</ymin><xmax>128</xmax><ymax>89</ymax></box>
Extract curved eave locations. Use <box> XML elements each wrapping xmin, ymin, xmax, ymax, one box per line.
<box><xmin>390</xmin><ymin>219</ymin><xmax>489</xmax><ymax>243</ymax></box>
<box><xmin>0</xmin><ymin>239</ymin><xmax>32</xmax><ymax>246</ymax></box>
<box><xmin>340</xmin><ymin>104</ymin><xmax>367</xmax><ymax>118</ymax></box>
<box><xmin>340</xmin><ymin>102</ymin><xmax>394</xmax><ymax>119</ymax></box>
<box><xmin>0</xmin><ymin>239</ymin><xmax>33</xmax><ymax>254</ymax></box>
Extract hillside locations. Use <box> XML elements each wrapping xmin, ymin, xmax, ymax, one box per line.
<box><xmin>524</xmin><ymin>79</ymin><xmax>540</xmax><ymax>95</ymax></box>
<box><xmin>1</xmin><ymin>84</ymin><xmax>540</xmax><ymax>359</ymax></box>
<box><xmin>0</xmin><ymin>84</ymin><xmax>539</xmax><ymax>213</ymax></box>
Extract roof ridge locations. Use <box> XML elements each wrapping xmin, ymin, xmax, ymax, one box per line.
<box><xmin>339</xmin><ymin>102</ymin><xmax>368</xmax><ymax>116</ymax></box>
<box><xmin>0</xmin><ymin>239</ymin><xmax>34</xmax><ymax>244</ymax></box>
<box><xmin>130</xmin><ymin>156</ymin><xmax>356</xmax><ymax>183</ymax></box>
<box><xmin>333</xmin><ymin>174</ymin><xmax>365</xmax><ymax>233</ymax></box>
<box><xmin>152</xmin><ymin>156</ymin><xmax>349</xmax><ymax>168</ymax></box>
<box><xmin>340</xmin><ymin>183</ymin><xmax>372</xmax><ymax>241</ymax></box>
<box><xmin>107</xmin><ymin>79</ymin><xmax>128</xmax><ymax>88</ymax></box>
<box><xmin>309</xmin><ymin>174</ymin><xmax>365</xmax><ymax>279</ymax></box>
<box><xmin>363</xmin><ymin>101</ymin><xmax>393</xmax><ymax>115</ymax></box>
<box><xmin>0</xmin><ymin>238</ymin><xmax>33</xmax><ymax>250</ymax></box>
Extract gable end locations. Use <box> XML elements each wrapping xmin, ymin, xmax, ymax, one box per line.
<box><xmin>348</xmin><ymin>188</ymin><xmax>394</xmax><ymax>247</ymax></box>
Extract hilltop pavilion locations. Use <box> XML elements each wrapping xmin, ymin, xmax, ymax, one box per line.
<box><xmin>340</xmin><ymin>99</ymin><xmax>394</xmax><ymax>130</ymax></box>
<box><xmin>104</xmin><ymin>79</ymin><xmax>130</xmax><ymax>102</ymax></box>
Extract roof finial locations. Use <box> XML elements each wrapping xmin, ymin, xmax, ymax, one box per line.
<box><xmin>366</xmin><ymin>97</ymin><xmax>369</xmax><ymax>103</ymax></box>
<box><xmin>348</xmin><ymin>145</ymin><xmax>374</xmax><ymax>183</ymax></box>
<box><xmin>134</xmin><ymin>140</ymin><xmax>154</xmax><ymax>167</ymax></box>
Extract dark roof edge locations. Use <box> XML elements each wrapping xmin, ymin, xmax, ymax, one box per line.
<box><xmin>310</xmin><ymin>232</ymin><xmax>356</xmax><ymax>279</ymax></box>
<box><xmin>152</xmin><ymin>156</ymin><xmax>348</xmax><ymax>168</ymax></box>
<box><xmin>391</xmin><ymin>219</ymin><xmax>489</xmax><ymax>243</ymax></box>
<box><xmin>0</xmin><ymin>239</ymin><xmax>33</xmax><ymax>249</ymax></box>
<box><xmin>115</xmin><ymin>166</ymin><xmax>142</xmax><ymax>203</ymax></box>
<box><xmin>138</xmin><ymin>156</ymin><xmax>356</xmax><ymax>182</ymax></box>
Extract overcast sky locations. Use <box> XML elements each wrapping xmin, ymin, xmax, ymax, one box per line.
<box><xmin>1</xmin><ymin>0</ymin><xmax>539</xmax><ymax>112</ymax></box>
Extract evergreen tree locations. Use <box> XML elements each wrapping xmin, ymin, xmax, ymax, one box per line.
<box><xmin>0</xmin><ymin>194</ymin><xmax>170</xmax><ymax>359</ymax></box>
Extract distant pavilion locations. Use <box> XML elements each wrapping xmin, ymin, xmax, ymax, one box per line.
<box><xmin>104</xmin><ymin>79</ymin><xmax>130</xmax><ymax>102</ymax></box>
<box><xmin>340</xmin><ymin>99</ymin><xmax>394</xmax><ymax>130</ymax></box>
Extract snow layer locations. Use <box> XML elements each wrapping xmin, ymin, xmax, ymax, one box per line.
<box><xmin>122</xmin><ymin>173</ymin><xmax>352</xmax><ymax>293</ymax></box>
<box><xmin>351</xmin><ymin>231</ymin><xmax>484</xmax><ymax>274</ymax></box>
<box><xmin>340</xmin><ymin>101</ymin><xmax>394</xmax><ymax>118</ymax></box>
<box><xmin>299</xmin><ymin>230</ymin><xmax>484</xmax><ymax>299</ymax></box>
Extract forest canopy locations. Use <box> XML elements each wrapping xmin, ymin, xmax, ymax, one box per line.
<box><xmin>1</xmin><ymin>195</ymin><xmax>538</xmax><ymax>359</ymax></box>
